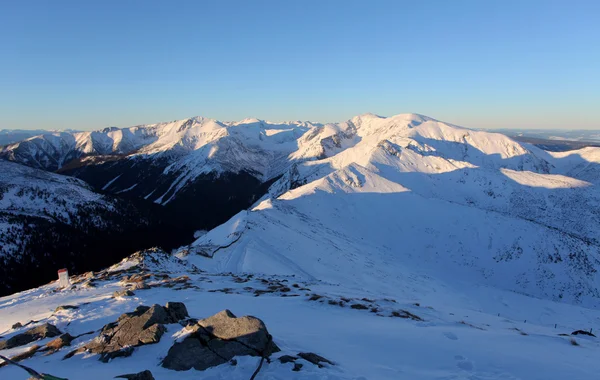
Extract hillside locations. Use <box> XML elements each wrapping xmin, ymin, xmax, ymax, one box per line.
<box><xmin>0</xmin><ymin>160</ymin><xmax>178</xmax><ymax>295</ymax></box>
<box><xmin>182</xmin><ymin>113</ymin><xmax>600</xmax><ymax>306</ymax></box>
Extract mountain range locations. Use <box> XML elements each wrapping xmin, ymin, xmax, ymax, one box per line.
<box><xmin>2</xmin><ymin>113</ymin><xmax>600</xmax><ymax>380</ymax></box>
<box><xmin>1</xmin><ymin>113</ymin><xmax>600</xmax><ymax>305</ymax></box>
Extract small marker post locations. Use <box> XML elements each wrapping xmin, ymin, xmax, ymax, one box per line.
<box><xmin>57</xmin><ymin>268</ymin><xmax>70</xmax><ymax>288</ymax></box>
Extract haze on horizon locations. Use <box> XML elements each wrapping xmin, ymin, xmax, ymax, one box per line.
<box><xmin>1</xmin><ymin>0</ymin><xmax>598</xmax><ymax>131</ymax></box>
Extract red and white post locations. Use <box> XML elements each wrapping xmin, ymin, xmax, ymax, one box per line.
<box><xmin>57</xmin><ymin>268</ymin><xmax>70</xmax><ymax>288</ymax></box>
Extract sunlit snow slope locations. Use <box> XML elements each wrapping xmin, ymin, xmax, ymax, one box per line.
<box><xmin>184</xmin><ymin>113</ymin><xmax>600</xmax><ymax>306</ymax></box>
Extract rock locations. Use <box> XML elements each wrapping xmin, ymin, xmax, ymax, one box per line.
<box><xmin>572</xmin><ymin>330</ymin><xmax>596</xmax><ymax>337</ymax></box>
<box><xmin>115</xmin><ymin>370</ymin><xmax>155</xmax><ymax>380</ymax></box>
<box><xmin>55</xmin><ymin>305</ymin><xmax>79</xmax><ymax>312</ymax></box>
<box><xmin>100</xmin><ymin>347</ymin><xmax>135</xmax><ymax>362</ymax></box>
<box><xmin>172</xmin><ymin>275</ymin><xmax>190</xmax><ymax>283</ymax></box>
<box><xmin>129</xmin><ymin>281</ymin><xmax>150</xmax><ymax>291</ymax></box>
<box><xmin>0</xmin><ymin>345</ymin><xmax>40</xmax><ymax>368</ymax></box>
<box><xmin>278</xmin><ymin>355</ymin><xmax>297</xmax><ymax>363</ymax></box>
<box><xmin>44</xmin><ymin>333</ymin><xmax>75</xmax><ymax>353</ymax></box>
<box><xmin>293</xmin><ymin>363</ymin><xmax>303</xmax><ymax>371</ymax></box>
<box><xmin>390</xmin><ymin>309</ymin><xmax>423</xmax><ymax>321</ymax></box>
<box><xmin>113</xmin><ymin>289</ymin><xmax>135</xmax><ymax>298</ymax></box>
<box><xmin>162</xmin><ymin>309</ymin><xmax>279</xmax><ymax>371</ymax></box>
<box><xmin>0</xmin><ymin>323</ymin><xmax>62</xmax><ymax>350</ymax></box>
<box><xmin>165</xmin><ymin>302</ymin><xmax>189</xmax><ymax>322</ymax></box>
<box><xmin>298</xmin><ymin>352</ymin><xmax>334</xmax><ymax>367</ymax></box>
<box><xmin>64</xmin><ymin>303</ymin><xmax>182</xmax><ymax>362</ymax></box>
<box><xmin>12</xmin><ymin>322</ymin><xmax>23</xmax><ymax>329</ymax></box>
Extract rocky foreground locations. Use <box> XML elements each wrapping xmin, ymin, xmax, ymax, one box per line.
<box><xmin>1</xmin><ymin>249</ymin><xmax>600</xmax><ymax>379</ymax></box>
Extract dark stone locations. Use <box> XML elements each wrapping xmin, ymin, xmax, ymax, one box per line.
<box><xmin>115</xmin><ymin>370</ymin><xmax>155</xmax><ymax>380</ymax></box>
<box><xmin>278</xmin><ymin>355</ymin><xmax>297</xmax><ymax>363</ymax></box>
<box><xmin>350</xmin><ymin>304</ymin><xmax>369</xmax><ymax>310</ymax></box>
<box><xmin>572</xmin><ymin>330</ymin><xmax>596</xmax><ymax>337</ymax></box>
<box><xmin>0</xmin><ymin>323</ymin><xmax>62</xmax><ymax>350</ymax></box>
<box><xmin>44</xmin><ymin>333</ymin><xmax>75</xmax><ymax>354</ymax></box>
<box><xmin>100</xmin><ymin>347</ymin><xmax>135</xmax><ymax>363</ymax></box>
<box><xmin>162</xmin><ymin>338</ymin><xmax>227</xmax><ymax>371</ymax></box>
<box><xmin>12</xmin><ymin>322</ymin><xmax>23</xmax><ymax>329</ymax></box>
<box><xmin>298</xmin><ymin>352</ymin><xmax>334</xmax><ymax>367</ymax></box>
<box><xmin>292</xmin><ymin>363</ymin><xmax>303</xmax><ymax>371</ymax></box>
<box><xmin>165</xmin><ymin>302</ymin><xmax>189</xmax><ymax>322</ymax></box>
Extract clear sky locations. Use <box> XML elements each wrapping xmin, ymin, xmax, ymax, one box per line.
<box><xmin>1</xmin><ymin>0</ymin><xmax>599</xmax><ymax>130</ymax></box>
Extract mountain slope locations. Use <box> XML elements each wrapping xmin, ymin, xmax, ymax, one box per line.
<box><xmin>180</xmin><ymin>114</ymin><xmax>600</xmax><ymax>306</ymax></box>
<box><xmin>3</xmin><ymin>248</ymin><xmax>600</xmax><ymax>380</ymax></box>
<box><xmin>0</xmin><ymin>160</ymin><xmax>175</xmax><ymax>295</ymax></box>
<box><xmin>4</xmin><ymin>113</ymin><xmax>600</xmax><ymax>304</ymax></box>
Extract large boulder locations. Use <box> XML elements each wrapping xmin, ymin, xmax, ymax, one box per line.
<box><xmin>162</xmin><ymin>309</ymin><xmax>279</xmax><ymax>371</ymax></box>
<box><xmin>65</xmin><ymin>303</ymin><xmax>188</xmax><ymax>362</ymax></box>
<box><xmin>0</xmin><ymin>323</ymin><xmax>61</xmax><ymax>350</ymax></box>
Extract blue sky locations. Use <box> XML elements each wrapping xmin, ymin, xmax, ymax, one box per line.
<box><xmin>1</xmin><ymin>0</ymin><xmax>598</xmax><ymax>130</ymax></box>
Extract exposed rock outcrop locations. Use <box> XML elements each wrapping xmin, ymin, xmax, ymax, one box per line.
<box><xmin>162</xmin><ymin>309</ymin><xmax>279</xmax><ymax>371</ymax></box>
<box><xmin>64</xmin><ymin>302</ymin><xmax>188</xmax><ymax>362</ymax></box>
<box><xmin>0</xmin><ymin>323</ymin><xmax>62</xmax><ymax>350</ymax></box>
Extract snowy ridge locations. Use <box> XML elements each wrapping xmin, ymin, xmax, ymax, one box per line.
<box><xmin>3</xmin><ymin>112</ymin><xmax>598</xmax><ymax>207</ymax></box>
<box><xmin>0</xmin><ymin>159</ymin><xmax>110</xmax><ymax>229</ymax></box>
<box><xmin>178</xmin><ymin>113</ymin><xmax>600</xmax><ymax>307</ymax></box>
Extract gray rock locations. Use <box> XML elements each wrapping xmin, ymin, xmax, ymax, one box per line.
<box><xmin>64</xmin><ymin>303</ymin><xmax>181</xmax><ymax>362</ymax></box>
<box><xmin>113</xmin><ymin>289</ymin><xmax>135</xmax><ymax>298</ymax></box>
<box><xmin>162</xmin><ymin>309</ymin><xmax>279</xmax><ymax>371</ymax></box>
<box><xmin>0</xmin><ymin>323</ymin><xmax>62</xmax><ymax>350</ymax></box>
<box><xmin>129</xmin><ymin>281</ymin><xmax>150</xmax><ymax>291</ymax></box>
<box><xmin>11</xmin><ymin>322</ymin><xmax>22</xmax><ymax>329</ymax></box>
<box><xmin>115</xmin><ymin>370</ymin><xmax>155</xmax><ymax>380</ymax></box>
<box><xmin>293</xmin><ymin>363</ymin><xmax>303</xmax><ymax>371</ymax></box>
<box><xmin>55</xmin><ymin>305</ymin><xmax>79</xmax><ymax>312</ymax></box>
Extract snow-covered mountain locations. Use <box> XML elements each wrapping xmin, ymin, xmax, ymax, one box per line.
<box><xmin>2</xmin><ymin>113</ymin><xmax>597</xmax><ymax>206</ymax></box>
<box><xmin>3</xmin><ymin>114</ymin><xmax>600</xmax><ymax>379</ymax></box>
<box><xmin>3</xmin><ymin>113</ymin><xmax>600</xmax><ymax>305</ymax></box>
<box><xmin>0</xmin><ymin>160</ymin><xmax>174</xmax><ymax>295</ymax></box>
<box><xmin>0</xmin><ymin>129</ymin><xmax>60</xmax><ymax>146</ymax></box>
<box><xmin>178</xmin><ymin>113</ymin><xmax>600</xmax><ymax>307</ymax></box>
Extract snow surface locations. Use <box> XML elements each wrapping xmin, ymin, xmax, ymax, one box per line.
<box><xmin>1</xmin><ymin>250</ymin><xmax>600</xmax><ymax>380</ymax></box>
<box><xmin>0</xmin><ymin>160</ymin><xmax>121</xmax><ymax>258</ymax></box>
